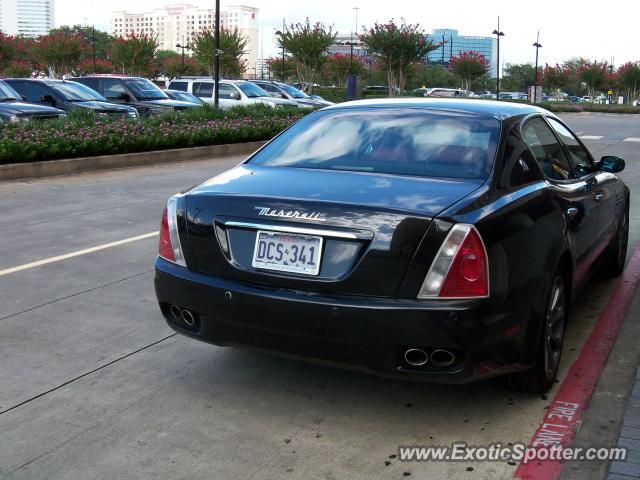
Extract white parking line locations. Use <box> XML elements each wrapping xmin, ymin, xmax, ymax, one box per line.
<box><xmin>623</xmin><ymin>137</ymin><xmax>640</xmax><ymax>142</ymax></box>
<box><xmin>579</xmin><ymin>135</ymin><xmax>604</xmax><ymax>140</ymax></box>
<box><xmin>0</xmin><ymin>231</ymin><xmax>159</xmax><ymax>277</ymax></box>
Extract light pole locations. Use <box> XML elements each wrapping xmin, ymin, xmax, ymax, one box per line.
<box><xmin>275</xmin><ymin>21</ymin><xmax>286</xmax><ymax>83</ymax></box>
<box><xmin>351</xmin><ymin>6</ymin><xmax>359</xmax><ymax>74</ymax></box>
<box><xmin>492</xmin><ymin>17</ymin><xmax>505</xmax><ymax>99</ymax></box>
<box><xmin>532</xmin><ymin>31</ymin><xmax>542</xmax><ymax>104</ymax></box>
<box><xmin>213</xmin><ymin>0</ymin><xmax>221</xmax><ymax>107</ymax></box>
<box><xmin>176</xmin><ymin>42</ymin><xmax>190</xmax><ymax>75</ymax></box>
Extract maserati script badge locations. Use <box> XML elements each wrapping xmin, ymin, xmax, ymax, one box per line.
<box><xmin>254</xmin><ymin>206</ymin><xmax>326</xmax><ymax>222</ymax></box>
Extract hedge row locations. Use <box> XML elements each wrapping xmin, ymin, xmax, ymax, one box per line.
<box><xmin>0</xmin><ymin>105</ymin><xmax>307</xmax><ymax>165</ymax></box>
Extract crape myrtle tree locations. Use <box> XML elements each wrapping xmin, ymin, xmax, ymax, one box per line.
<box><xmin>110</xmin><ymin>33</ymin><xmax>158</xmax><ymax>77</ymax></box>
<box><xmin>542</xmin><ymin>64</ymin><xmax>568</xmax><ymax>99</ymax></box>
<box><xmin>163</xmin><ymin>54</ymin><xmax>203</xmax><ymax>79</ymax></box>
<box><xmin>75</xmin><ymin>58</ymin><xmax>115</xmax><ymax>75</ymax></box>
<box><xmin>362</xmin><ymin>20</ymin><xmax>438</xmax><ymax>96</ymax></box>
<box><xmin>617</xmin><ymin>62</ymin><xmax>640</xmax><ymax>104</ymax></box>
<box><xmin>563</xmin><ymin>57</ymin><xmax>589</xmax><ymax>96</ymax></box>
<box><xmin>192</xmin><ymin>27</ymin><xmax>248</xmax><ymax>78</ymax></box>
<box><xmin>579</xmin><ymin>60</ymin><xmax>608</xmax><ymax>98</ymax></box>
<box><xmin>324</xmin><ymin>53</ymin><xmax>365</xmax><ymax>87</ymax></box>
<box><xmin>30</xmin><ymin>31</ymin><xmax>85</xmax><ymax>78</ymax></box>
<box><xmin>450</xmin><ymin>51</ymin><xmax>489</xmax><ymax>94</ymax></box>
<box><xmin>50</xmin><ymin>25</ymin><xmax>112</xmax><ymax>61</ymax></box>
<box><xmin>265</xmin><ymin>56</ymin><xmax>297</xmax><ymax>81</ymax></box>
<box><xmin>276</xmin><ymin>19</ymin><xmax>336</xmax><ymax>93</ymax></box>
<box><xmin>0</xmin><ymin>32</ymin><xmax>17</xmax><ymax>72</ymax></box>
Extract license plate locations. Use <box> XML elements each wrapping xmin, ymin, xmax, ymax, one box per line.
<box><xmin>252</xmin><ymin>230</ymin><xmax>323</xmax><ymax>276</ymax></box>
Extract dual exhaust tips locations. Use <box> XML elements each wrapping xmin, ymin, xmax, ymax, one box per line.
<box><xmin>170</xmin><ymin>304</ymin><xmax>197</xmax><ymax>327</ymax></box>
<box><xmin>403</xmin><ymin>348</ymin><xmax>456</xmax><ymax>368</ymax></box>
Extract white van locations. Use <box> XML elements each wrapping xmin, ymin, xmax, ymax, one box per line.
<box><xmin>167</xmin><ymin>78</ymin><xmax>297</xmax><ymax>109</ymax></box>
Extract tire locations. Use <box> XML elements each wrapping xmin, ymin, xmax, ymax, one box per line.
<box><xmin>508</xmin><ymin>273</ymin><xmax>567</xmax><ymax>394</ymax></box>
<box><xmin>601</xmin><ymin>201</ymin><xmax>630</xmax><ymax>278</ymax></box>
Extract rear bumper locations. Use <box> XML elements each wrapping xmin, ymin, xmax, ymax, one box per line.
<box><xmin>154</xmin><ymin>258</ymin><xmax>532</xmax><ymax>383</ymax></box>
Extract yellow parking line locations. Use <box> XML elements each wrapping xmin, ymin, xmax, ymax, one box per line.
<box><xmin>0</xmin><ymin>231</ymin><xmax>159</xmax><ymax>277</ymax></box>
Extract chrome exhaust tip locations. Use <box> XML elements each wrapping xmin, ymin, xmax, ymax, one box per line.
<box><xmin>169</xmin><ymin>304</ymin><xmax>182</xmax><ymax>321</ymax></box>
<box><xmin>404</xmin><ymin>348</ymin><xmax>429</xmax><ymax>366</ymax></box>
<box><xmin>430</xmin><ymin>349</ymin><xmax>455</xmax><ymax>367</ymax></box>
<box><xmin>181</xmin><ymin>309</ymin><xmax>196</xmax><ymax>327</ymax></box>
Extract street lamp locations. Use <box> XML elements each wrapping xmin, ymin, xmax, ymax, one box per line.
<box><xmin>532</xmin><ymin>31</ymin><xmax>542</xmax><ymax>104</ymax></box>
<box><xmin>492</xmin><ymin>17</ymin><xmax>505</xmax><ymax>99</ymax></box>
<box><xmin>176</xmin><ymin>42</ymin><xmax>191</xmax><ymax>75</ymax></box>
<box><xmin>275</xmin><ymin>23</ymin><xmax>286</xmax><ymax>83</ymax></box>
<box><xmin>351</xmin><ymin>6</ymin><xmax>359</xmax><ymax>74</ymax></box>
<box><xmin>213</xmin><ymin>0</ymin><xmax>221</xmax><ymax>107</ymax></box>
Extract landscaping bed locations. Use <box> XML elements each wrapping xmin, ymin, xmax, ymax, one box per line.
<box><xmin>0</xmin><ymin>105</ymin><xmax>307</xmax><ymax>165</ymax></box>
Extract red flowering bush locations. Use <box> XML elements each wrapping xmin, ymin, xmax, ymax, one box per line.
<box><xmin>362</xmin><ymin>20</ymin><xmax>437</xmax><ymax>95</ymax></box>
<box><xmin>450</xmin><ymin>51</ymin><xmax>489</xmax><ymax>93</ymax></box>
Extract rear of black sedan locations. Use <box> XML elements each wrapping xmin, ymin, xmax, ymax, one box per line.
<box><xmin>155</xmin><ymin>99</ymin><xmax>629</xmax><ymax>394</ymax></box>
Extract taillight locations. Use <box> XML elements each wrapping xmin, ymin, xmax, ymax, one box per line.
<box><xmin>418</xmin><ymin>224</ymin><xmax>489</xmax><ymax>299</ymax></box>
<box><xmin>158</xmin><ymin>196</ymin><xmax>186</xmax><ymax>266</ymax></box>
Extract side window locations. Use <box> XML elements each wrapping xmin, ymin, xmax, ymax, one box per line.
<box><xmin>546</xmin><ymin>117</ymin><xmax>593</xmax><ymax>176</ymax></box>
<box><xmin>16</xmin><ymin>82</ymin><xmax>50</xmax><ymax>102</ymax></box>
<box><xmin>103</xmin><ymin>79</ymin><xmax>126</xmax><ymax>99</ymax></box>
<box><xmin>219</xmin><ymin>84</ymin><xmax>240</xmax><ymax>100</ymax></box>
<box><xmin>521</xmin><ymin>117</ymin><xmax>573</xmax><ymax>181</ymax></box>
<box><xmin>260</xmin><ymin>84</ymin><xmax>280</xmax><ymax>95</ymax></box>
<box><xmin>194</xmin><ymin>82</ymin><xmax>213</xmax><ymax>98</ymax></box>
<box><xmin>169</xmin><ymin>81</ymin><xmax>188</xmax><ymax>92</ymax></box>
<box><xmin>501</xmin><ymin>126</ymin><xmax>543</xmax><ymax>188</ymax></box>
<box><xmin>78</xmin><ymin>78</ymin><xmax>99</xmax><ymax>92</ymax></box>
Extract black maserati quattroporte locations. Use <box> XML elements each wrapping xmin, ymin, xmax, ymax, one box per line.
<box><xmin>154</xmin><ymin>99</ymin><xmax>629</xmax><ymax>393</ymax></box>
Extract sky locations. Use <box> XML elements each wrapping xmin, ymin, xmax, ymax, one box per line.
<box><xmin>55</xmin><ymin>0</ymin><xmax>637</xmax><ymax>68</ymax></box>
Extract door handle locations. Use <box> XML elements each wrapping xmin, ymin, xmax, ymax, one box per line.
<box><xmin>594</xmin><ymin>192</ymin><xmax>606</xmax><ymax>202</ymax></box>
<box><xmin>566</xmin><ymin>207</ymin><xmax>579</xmax><ymax>220</ymax></box>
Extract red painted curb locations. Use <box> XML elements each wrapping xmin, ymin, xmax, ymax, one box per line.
<box><xmin>514</xmin><ymin>246</ymin><xmax>640</xmax><ymax>480</ymax></box>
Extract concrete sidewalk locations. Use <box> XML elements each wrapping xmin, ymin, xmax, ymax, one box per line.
<box><xmin>561</xmin><ymin>279</ymin><xmax>640</xmax><ymax>480</ymax></box>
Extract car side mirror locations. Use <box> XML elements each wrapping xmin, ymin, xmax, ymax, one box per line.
<box><xmin>118</xmin><ymin>93</ymin><xmax>131</xmax><ymax>102</ymax></box>
<box><xmin>599</xmin><ymin>155</ymin><xmax>625</xmax><ymax>173</ymax></box>
<box><xmin>41</xmin><ymin>94</ymin><xmax>56</xmax><ymax>105</ymax></box>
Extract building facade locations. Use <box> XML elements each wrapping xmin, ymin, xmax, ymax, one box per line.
<box><xmin>0</xmin><ymin>0</ymin><xmax>54</xmax><ymax>36</ymax></box>
<box><xmin>427</xmin><ymin>28</ymin><xmax>498</xmax><ymax>78</ymax></box>
<box><xmin>111</xmin><ymin>3</ymin><xmax>259</xmax><ymax>77</ymax></box>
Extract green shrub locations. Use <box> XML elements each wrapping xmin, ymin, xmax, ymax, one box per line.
<box><xmin>0</xmin><ymin>104</ymin><xmax>308</xmax><ymax>165</ymax></box>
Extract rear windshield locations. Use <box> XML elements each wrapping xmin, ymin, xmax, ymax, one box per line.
<box><xmin>248</xmin><ymin>108</ymin><xmax>501</xmax><ymax>179</ymax></box>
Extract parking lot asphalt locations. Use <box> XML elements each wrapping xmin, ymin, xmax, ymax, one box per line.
<box><xmin>1</xmin><ymin>113</ymin><xmax>640</xmax><ymax>480</ymax></box>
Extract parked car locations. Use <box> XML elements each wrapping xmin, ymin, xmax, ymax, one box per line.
<box><xmin>70</xmin><ymin>76</ymin><xmax>201</xmax><ymax>117</ymax></box>
<box><xmin>167</xmin><ymin>77</ymin><xmax>297</xmax><ymax>109</ymax></box>
<box><xmin>247</xmin><ymin>80</ymin><xmax>333</xmax><ymax>108</ymax></box>
<box><xmin>154</xmin><ymin>98</ymin><xmax>629</xmax><ymax>394</ymax></box>
<box><xmin>0</xmin><ymin>79</ymin><xmax>66</xmax><ymax>124</ymax></box>
<box><xmin>291</xmin><ymin>82</ymin><xmax>320</xmax><ymax>92</ymax></box>
<box><xmin>4</xmin><ymin>78</ymin><xmax>138</xmax><ymax>118</ymax></box>
<box><xmin>424</xmin><ymin>88</ymin><xmax>467</xmax><ymax>98</ymax></box>
<box><xmin>163</xmin><ymin>89</ymin><xmax>207</xmax><ymax>105</ymax></box>
<box><xmin>363</xmin><ymin>85</ymin><xmax>401</xmax><ymax>95</ymax></box>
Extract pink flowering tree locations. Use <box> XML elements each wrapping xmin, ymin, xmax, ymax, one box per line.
<box><xmin>325</xmin><ymin>53</ymin><xmax>365</xmax><ymax>87</ymax></box>
<box><xmin>450</xmin><ymin>51</ymin><xmax>489</xmax><ymax>94</ymax></box>
<box><xmin>579</xmin><ymin>61</ymin><xmax>608</xmax><ymax>98</ymax></box>
<box><xmin>276</xmin><ymin>19</ymin><xmax>336</xmax><ymax>93</ymax></box>
<box><xmin>543</xmin><ymin>64</ymin><xmax>569</xmax><ymax>99</ymax></box>
<box><xmin>617</xmin><ymin>62</ymin><xmax>640</xmax><ymax>104</ymax></box>
<box><xmin>362</xmin><ymin>20</ymin><xmax>438</xmax><ymax>96</ymax></box>
<box><xmin>30</xmin><ymin>31</ymin><xmax>85</xmax><ymax>78</ymax></box>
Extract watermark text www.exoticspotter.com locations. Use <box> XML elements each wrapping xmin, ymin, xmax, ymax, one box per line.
<box><xmin>398</xmin><ymin>442</ymin><xmax>627</xmax><ymax>464</ymax></box>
